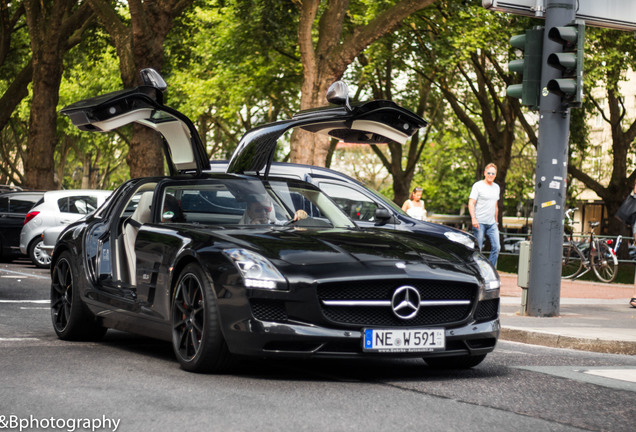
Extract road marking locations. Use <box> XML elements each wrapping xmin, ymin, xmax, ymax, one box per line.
<box><xmin>515</xmin><ymin>366</ymin><xmax>636</xmax><ymax>392</ymax></box>
<box><xmin>0</xmin><ymin>268</ymin><xmax>49</xmax><ymax>280</ymax></box>
<box><xmin>0</xmin><ymin>337</ymin><xmax>40</xmax><ymax>341</ymax></box>
<box><xmin>0</xmin><ymin>300</ymin><xmax>50</xmax><ymax>304</ymax></box>
<box><xmin>496</xmin><ymin>348</ymin><xmax>537</xmax><ymax>356</ymax></box>
<box><xmin>582</xmin><ymin>368</ymin><xmax>636</xmax><ymax>383</ymax></box>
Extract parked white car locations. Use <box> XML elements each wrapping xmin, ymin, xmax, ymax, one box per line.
<box><xmin>19</xmin><ymin>190</ymin><xmax>111</xmax><ymax>268</ymax></box>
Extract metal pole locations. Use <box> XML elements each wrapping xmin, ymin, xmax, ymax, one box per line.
<box><xmin>526</xmin><ymin>0</ymin><xmax>577</xmax><ymax>317</ymax></box>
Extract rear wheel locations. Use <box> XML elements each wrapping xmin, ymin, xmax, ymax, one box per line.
<box><xmin>171</xmin><ymin>263</ymin><xmax>231</xmax><ymax>373</ymax></box>
<box><xmin>591</xmin><ymin>241</ymin><xmax>617</xmax><ymax>283</ymax></box>
<box><xmin>50</xmin><ymin>251</ymin><xmax>106</xmax><ymax>340</ymax></box>
<box><xmin>424</xmin><ymin>354</ymin><xmax>487</xmax><ymax>369</ymax></box>
<box><xmin>561</xmin><ymin>243</ymin><xmax>584</xmax><ymax>279</ymax></box>
<box><xmin>29</xmin><ymin>237</ymin><xmax>51</xmax><ymax>269</ymax></box>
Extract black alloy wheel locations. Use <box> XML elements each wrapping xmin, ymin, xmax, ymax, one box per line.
<box><xmin>171</xmin><ymin>263</ymin><xmax>230</xmax><ymax>373</ymax></box>
<box><xmin>50</xmin><ymin>251</ymin><xmax>106</xmax><ymax>340</ymax></box>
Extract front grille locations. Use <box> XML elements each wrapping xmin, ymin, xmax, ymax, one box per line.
<box><xmin>250</xmin><ymin>299</ymin><xmax>288</xmax><ymax>322</ymax></box>
<box><xmin>318</xmin><ymin>280</ymin><xmax>473</xmax><ymax>301</ymax></box>
<box><xmin>318</xmin><ymin>280</ymin><xmax>478</xmax><ymax>327</ymax></box>
<box><xmin>474</xmin><ymin>299</ymin><xmax>499</xmax><ymax>322</ymax></box>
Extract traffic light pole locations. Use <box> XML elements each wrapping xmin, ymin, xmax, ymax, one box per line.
<box><xmin>526</xmin><ymin>0</ymin><xmax>577</xmax><ymax>317</ymax></box>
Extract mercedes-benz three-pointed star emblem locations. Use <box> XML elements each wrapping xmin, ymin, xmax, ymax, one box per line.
<box><xmin>391</xmin><ymin>285</ymin><xmax>421</xmax><ymax>320</ymax></box>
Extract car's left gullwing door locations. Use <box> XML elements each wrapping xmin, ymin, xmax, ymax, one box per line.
<box><xmin>60</xmin><ymin>68</ymin><xmax>210</xmax><ymax>175</ymax></box>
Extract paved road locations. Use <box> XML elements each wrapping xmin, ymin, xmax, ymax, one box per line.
<box><xmin>1</xmin><ymin>260</ymin><xmax>635</xmax><ymax>432</ymax></box>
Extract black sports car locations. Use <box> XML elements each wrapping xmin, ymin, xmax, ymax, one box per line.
<box><xmin>52</xmin><ymin>70</ymin><xmax>500</xmax><ymax>373</ymax></box>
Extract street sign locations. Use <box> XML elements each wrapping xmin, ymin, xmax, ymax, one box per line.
<box><xmin>482</xmin><ymin>0</ymin><xmax>636</xmax><ymax>31</ymax></box>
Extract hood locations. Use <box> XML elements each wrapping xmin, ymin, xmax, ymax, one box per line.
<box><xmin>214</xmin><ymin>227</ymin><xmax>477</xmax><ymax>281</ymax></box>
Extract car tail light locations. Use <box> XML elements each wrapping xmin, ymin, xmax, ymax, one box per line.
<box><xmin>24</xmin><ymin>211</ymin><xmax>40</xmax><ymax>225</ymax></box>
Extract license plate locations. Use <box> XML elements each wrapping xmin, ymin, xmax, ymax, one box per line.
<box><xmin>363</xmin><ymin>328</ymin><xmax>445</xmax><ymax>353</ymax></box>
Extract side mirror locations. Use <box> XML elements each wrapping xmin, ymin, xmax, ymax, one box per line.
<box><xmin>140</xmin><ymin>68</ymin><xmax>168</xmax><ymax>91</ymax></box>
<box><xmin>326</xmin><ymin>81</ymin><xmax>352</xmax><ymax>111</ymax></box>
<box><xmin>374</xmin><ymin>207</ymin><xmax>393</xmax><ymax>226</ymax></box>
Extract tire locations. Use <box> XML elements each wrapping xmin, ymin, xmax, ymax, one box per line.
<box><xmin>561</xmin><ymin>243</ymin><xmax>584</xmax><ymax>279</ymax></box>
<box><xmin>28</xmin><ymin>237</ymin><xmax>51</xmax><ymax>269</ymax></box>
<box><xmin>171</xmin><ymin>263</ymin><xmax>231</xmax><ymax>373</ymax></box>
<box><xmin>424</xmin><ymin>354</ymin><xmax>487</xmax><ymax>369</ymax></box>
<box><xmin>50</xmin><ymin>251</ymin><xmax>107</xmax><ymax>341</ymax></box>
<box><xmin>591</xmin><ymin>241</ymin><xmax>617</xmax><ymax>283</ymax></box>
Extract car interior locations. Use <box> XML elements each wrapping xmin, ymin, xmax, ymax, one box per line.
<box><xmin>112</xmin><ymin>183</ymin><xmax>157</xmax><ymax>286</ymax></box>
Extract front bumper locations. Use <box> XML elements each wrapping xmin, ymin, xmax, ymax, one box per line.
<box><xmin>223</xmin><ymin>317</ymin><xmax>500</xmax><ymax>359</ymax></box>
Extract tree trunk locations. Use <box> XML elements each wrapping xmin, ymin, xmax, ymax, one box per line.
<box><xmin>22</xmin><ymin>0</ymin><xmax>94</xmax><ymax>190</ymax></box>
<box><xmin>23</xmin><ymin>1</ymin><xmax>71</xmax><ymax>189</ymax></box>
<box><xmin>289</xmin><ymin>79</ymin><xmax>335</xmax><ymax>165</ymax></box>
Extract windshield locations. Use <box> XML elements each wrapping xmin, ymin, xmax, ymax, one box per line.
<box><xmin>159</xmin><ymin>178</ymin><xmax>356</xmax><ymax>228</ymax></box>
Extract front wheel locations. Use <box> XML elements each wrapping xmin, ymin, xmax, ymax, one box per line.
<box><xmin>591</xmin><ymin>241</ymin><xmax>618</xmax><ymax>283</ymax></box>
<box><xmin>561</xmin><ymin>244</ymin><xmax>584</xmax><ymax>279</ymax></box>
<box><xmin>50</xmin><ymin>251</ymin><xmax>106</xmax><ymax>340</ymax></box>
<box><xmin>171</xmin><ymin>263</ymin><xmax>231</xmax><ymax>373</ymax></box>
<box><xmin>424</xmin><ymin>354</ymin><xmax>487</xmax><ymax>369</ymax></box>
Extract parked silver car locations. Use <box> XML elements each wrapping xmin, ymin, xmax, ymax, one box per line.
<box><xmin>19</xmin><ymin>190</ymin><xmax>111</xmax><ymax>267</ymax></box>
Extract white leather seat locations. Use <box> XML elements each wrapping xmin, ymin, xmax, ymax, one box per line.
<box><xmin>123</xmin><ymin>191</ymin><xmax>153</xmax><ymax>285</ymax></box>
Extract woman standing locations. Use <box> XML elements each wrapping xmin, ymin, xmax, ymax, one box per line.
<box><xmin>402</xmin><ymin>187</ymin><xmax>427</xmax><ymax>221</ymax></box>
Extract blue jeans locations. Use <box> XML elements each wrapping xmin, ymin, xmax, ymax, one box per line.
<box><xmin>473</xmin><ymin>223</ymin><xmax>500</xmax><ymax>268</ymax></box>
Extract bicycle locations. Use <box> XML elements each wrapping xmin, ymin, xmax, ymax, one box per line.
<box><xmin>561</xmin><ymin>208</ymin><xmax>619</xmax><ymax>282</ymax></box>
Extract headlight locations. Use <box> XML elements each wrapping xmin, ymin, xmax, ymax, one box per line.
<box><xmin>223</xmin><ymin>248</ymin><xmax>286</xmax><ymax>290</ymax></box>
<box><xmin>474</xmin><ymin>253</ymin><xmax>500</xmax><ymax>290</ymax></box>
<box><xmin>444</xmin><ymin>231</ymin><xmax>476</xmax><ymax>249</ymax></box>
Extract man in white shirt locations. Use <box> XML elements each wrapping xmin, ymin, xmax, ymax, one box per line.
<box><xmin>468</xmin><ymin>163</ymin><xmax>501</xmax><ymax>268</ymax></box>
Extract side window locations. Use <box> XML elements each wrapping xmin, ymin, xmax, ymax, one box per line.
<box><xmin>64</xmin><ymin>196</ymin><xmax>99</xmax><ymax>214</ymax></box>
<box><xmin>0</xmin><ymin>196</ymin><xmax>8</xmax><ymax>212</ymax></box>
<box><xmin>318</xmin><ymin>182</ymin><xmax>379</xmax><ymax>221</ymax></box>
<box><xmin>9</xmin><ymin>196</ymin><xmax>39</xmax><ymax>213</ymax></box>
<box><xmin>58</xmin><ymin>197</ymin><xmax>70</xmax><ymax>212</ymax></box>
<box><xmin>288</xmin><ymin>191</ymin><xmax>322</xmax><ymax>218</ymax></box>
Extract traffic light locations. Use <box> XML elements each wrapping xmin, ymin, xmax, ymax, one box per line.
<box><xmin>507</xmin><ymin>27</ymin><xmax>544</xmax><ymax>110</ymax></box>
<box><xmin>547</xmin><ymin>20</ymin><xmax>585</xmax><ymax>108</ymax></box>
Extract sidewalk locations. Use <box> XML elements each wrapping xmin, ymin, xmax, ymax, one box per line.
<box><xmin>498</xmin><ymin>272</ymin><xmax>636</xmax><ymax>355</ymax></box>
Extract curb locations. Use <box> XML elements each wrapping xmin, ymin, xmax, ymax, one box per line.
<box><xmin>501</xmin><ymin>327</ymin><xmax>636</xmax><ymax>355</ymax></box>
